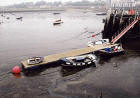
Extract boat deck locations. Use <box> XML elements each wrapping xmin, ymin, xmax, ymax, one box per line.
<box><xmin>21</xmin><ymin>43</ymin><xmax>118</xmax><ymax>69</ymax></box>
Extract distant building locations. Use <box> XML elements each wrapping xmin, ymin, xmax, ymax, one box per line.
<box><xmin>108</xmin><ymin>0</ymin><xmax>136</xmax><ymax>9</ymax></box>
<box><xmin>136</xmin><ymin>1</ymin><xmax>140</xmax><ymax>7</ymax></box>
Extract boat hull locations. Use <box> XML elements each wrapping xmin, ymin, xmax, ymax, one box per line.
<box><xmin>53</xmin><ymin>22</ymin><xmax>63</xmax><ymax>25</ymax></box>
<box><xmin>95</xmin><ymin>50</ymin><xmax>125</xmax><ymax>57</ymax></box>
<box><xmin>61</xmin><ymin>61</ymin><xmax>96</xmax><ymax>67</ymax></box>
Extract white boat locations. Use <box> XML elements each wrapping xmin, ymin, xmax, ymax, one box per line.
<box><xmin>87</xmin><ymin>39</ymin><xmax>109</xmax><ymax>47</ymax></box>
<box><xmin>27</xmin><ymin>57</ymin><xmax>44</xmax><ymax>65</ymax></box>
<box><xmin>60</xmin><ymin>54</ymin><xmax>97</xmax><ymax>67</ymax></box>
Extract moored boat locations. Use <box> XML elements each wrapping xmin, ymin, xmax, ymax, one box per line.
<box><xmin>27</xmin><ymin>57</ymin><xmax>44</xmax><ymax>65</ymax></box>
<box><xmin>87</xmin><ymin>39</ymin><xmax>109</xmax><ymax>47</ymax></box>
<box><xmin>96</xmin><ymin>44</ymin><xmax>124</xmax><ymax>57</ymax></box>
<box><xmin>16</xmin><ymin>17</ymin><xmax>23</xmax><ymax>20</ymax></box>
<box><xmin>53</xmin><ymin>12</ymin><xmax>60</xmax><ymax>15</ymax></box>
<box><xmin>60</xmin><ymin>54</ymin><xmax>97</xmax><ymax>67</ymax></box>
<box><xmin>53</xmin><ymin>22</ymin><xmax>63</xmax><ymax>25</ymax></box>
<box><xmin>53</xmin><ymin>19</ymin><xmax>63</xmax><ymax>25</ymax></box>
<box><xmin>96</xmin><ymin>12</ymin><xmax>107</xmax><ymax>16</ymax></box>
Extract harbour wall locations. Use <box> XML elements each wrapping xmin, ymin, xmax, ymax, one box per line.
<box><xmin>102</xmin><ymin>11</ymin><xmax>140</xmax><ymax>43</ymax></box>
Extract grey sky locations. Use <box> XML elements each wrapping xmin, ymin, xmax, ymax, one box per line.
<box><xmin>0</xmin><ymin>0</ymin><xmax>97</xmax><ymax>6</ymax></box>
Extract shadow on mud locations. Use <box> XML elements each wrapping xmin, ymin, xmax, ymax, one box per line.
<box><xmin>22</xmin><ymin>62</ymin><xmax>61</xmax><ymax>77</ymax></box>
<box><xmin>61</xmin><ymin>64</ymin><xmax>96</xmax><ymax>77</ymax></box>
<box><xmin>22</xmin><ymin>61</ymin><xmax>96</xmax><ymax>77</ymax></box>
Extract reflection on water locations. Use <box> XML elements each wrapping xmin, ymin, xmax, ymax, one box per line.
<box><xmin>12</xmin><ymin>73</ymin><xmax>22</xmax><ymax>79</ymax></box>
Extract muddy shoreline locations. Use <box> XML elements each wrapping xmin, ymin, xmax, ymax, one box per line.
<box><xmin>0</xmin><ymin>11</ymin><xmax>140</xmax><ymax>98</ymax></box>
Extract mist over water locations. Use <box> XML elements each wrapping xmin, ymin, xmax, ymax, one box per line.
<box><xmin>0</xmin><ymin>11</ymin><xmax>140</xmax><ymax>98</ymax></box>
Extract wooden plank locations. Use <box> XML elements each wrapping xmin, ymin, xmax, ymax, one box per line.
<box><xmin>21</xmin><ymin>43</ymin><xmax>118</xmax><ymax>69</ymax></box>
<box><xmin>111</xmin><ymin>18</ymin><xmax>139</xmax><ymax>43</ymax></box>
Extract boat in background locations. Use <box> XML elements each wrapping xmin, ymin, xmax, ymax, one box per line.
<box><xmin>96</xmin><ymin>12</ymin><xmax>107</xmax><ymax>16</ymax></box>
<box><xmin>60</xmin><ymin>54</ymin><xmax>97</xmax><ymax>67</ymax></box>
<box><xmin>16</xmin><ymin>17</ymin><xmax>23</xmax><ymax>20</ymax></box>
<box><xmin>53</xmin><ymin>19</ymin><xmax>63</xmax><ymax>25</ymax></box>
<box><xmin>53</xmin><ymin>12</ymin><xmax>60</xmax><ymax>15</ymax></box>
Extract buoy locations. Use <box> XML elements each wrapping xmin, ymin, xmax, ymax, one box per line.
<box><xmin>12</xmin><ymin>66</ymin><xmax>21</xmax><ymax>74</ymax></box>
<box><xmin>92</xmin><ymin>34</ymin><xmax>95</xmax><ymax>38</ymax></box>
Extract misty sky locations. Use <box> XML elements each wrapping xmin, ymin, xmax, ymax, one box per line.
<box><xmin>0</xmin><ymin>0</ymin><xmax>97</xmax><ymax>6</ymax></box>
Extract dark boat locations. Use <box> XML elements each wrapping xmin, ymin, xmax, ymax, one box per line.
<box><xmin>96</xmin><ymin>12</ymin><xmax>107</xmax><ymax>16</ymax></box>
<box><xmin>53</xmin><ymin>22</ymin><xmax>63</xmax><ymax>25</ymax></box>
<box><xmin>6</xmin><ymin>17</ymin><xmax>10</xmax><ymax>19</ymax></box>
<box><xmin>53</xmin><ymin>19</ymin><xmax>63</xmax><ymax>25</ymax></box>
<box><xmin>96</xmin><ymin>44</ymin><xmax>124</xmax><ymax>57</ymax></box>
<box><xmin>27</xmin><ymin>57</ymin><xmax>44</xmax><ymax>65</ymax></box>
<box><xmin>53</xmin><ymin>12</ymin><xmax>60</xmax><ymax>15</ymax></box>
<box><xmin>102</xmin><ymin>19</ymin><xmax>106</xmax><ymax>23</ymax></box>
<box><xmin>60</xmin><ymin>54</ymin><xmax>97</xmax><ymax>67</ymax></box>
<box><xmin>16</xmin><ymin>17</ymin><xmax>23</xmax><ymax>20</ymax></box>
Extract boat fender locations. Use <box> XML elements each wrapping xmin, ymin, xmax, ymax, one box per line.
<box><xmin>77</xmin><ymin>63</ymin><xmax>81</xmax><ymax>66</ymax></box>
<box><xmin>88</xmin><ymin>62</ymin><xmax>92</xmax><ymax>64</ymax></box>
<box><xmin>82</xmin><ymin>63</ymin><xmax>85</xmax><ymax>65</ymax></box>
<box><xmin>73</xmin><ymin>63</ymin><xmax>76</xmax><ymax>66</ymax></box>
<box><xmin>66</xmin><ymin>62</ymin><xmax>71</xmax><ymax>65</ymax></box>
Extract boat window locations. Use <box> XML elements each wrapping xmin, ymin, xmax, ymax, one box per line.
<box><xmin>30</xmin><ymin>59</ymin><xmax>35</xmax><ymax>62</ymax></box>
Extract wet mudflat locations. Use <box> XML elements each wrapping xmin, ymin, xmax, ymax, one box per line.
<box><xmin>0</xmin><ymin>11</ymin><xmax>140</xmax><ymax>98</ymax></box>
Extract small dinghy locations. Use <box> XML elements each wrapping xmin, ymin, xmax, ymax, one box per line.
<box><xmin>53</xmin><ymin>12</ymin><xmax>60</xmax><ymax>15</ymax></box>
<box><xmin>87</xmin><ymin>39</ymin><xmax>109</xmax><ymax>47</ymax></box>
<box><xmin>96</xmin><ymin>12</ymin><xmax>107</xmax><ymax>16</ymax></box>
<box><xmin>96</xmin><ymin>44</ymin><xmax>124</xmax><ymax>56</ymax></box>
<box><xmin>27</xmin><ymin>57</ymin><xmax>44</xmax><ymax>65</ymax></box>
<box><xmin>16</xmin><ymin>17</ymin><xmax>23</xmax><ymax>20</ymax></box>
<box><xmin>53</xmin><ymin>19</ymin><xmax>63</xmax><ymax>25</ymax></box>
<box><xmin>60</xmin><ymin>54</ymin><xmax>97</xmax><ymax>67</ymax></box>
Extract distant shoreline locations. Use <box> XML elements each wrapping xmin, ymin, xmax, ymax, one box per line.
<box><xmin>0</xmin><ymin>7</ymin><xmax>107</xmax><ymax>13</ymax></box>
<box><xmin>0</xmin><ymin>9</ymin><xmax>66</xmax><ymax>13</ymax></box>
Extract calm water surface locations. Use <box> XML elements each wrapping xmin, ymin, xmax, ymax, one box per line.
<box><xmin>0</xmin><ymin>11</ymin><xmax>140</xmax><ymax>98</ymax></box>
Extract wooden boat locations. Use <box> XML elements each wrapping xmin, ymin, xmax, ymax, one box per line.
<box><xmin>27</xmin><ymin>57</ymin><xmax>44</xmax><ymax>65</ymax></box>
<box><xmin>96</xmin><ymin>44</ymin><xmax>124</xmax><ymax>56</ymax></box>
<box><xmin>60</xmin><ymin>54</ymin><xmax>97</xmax><ymax>67</ymax></box>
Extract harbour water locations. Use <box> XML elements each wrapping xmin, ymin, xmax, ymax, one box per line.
<box><xmin>0</xmin><ymin>11</ymin><xmax>140</xmax><ymax>98</ymax></box>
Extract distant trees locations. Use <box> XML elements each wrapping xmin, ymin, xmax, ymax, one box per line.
<box><xmin>65</xmin><ymin>0</ymin><xmax>105</xmax><ymax>6</ymax></box>
<box><xmin>3</xmin><ymin>0</ymin><xmax>106</xmax><ymax>8</ymax></box>
<box><xmin>35</xmin><ymin>1</ymin><xmax>46</xmax><ymax>6</ymax></box>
